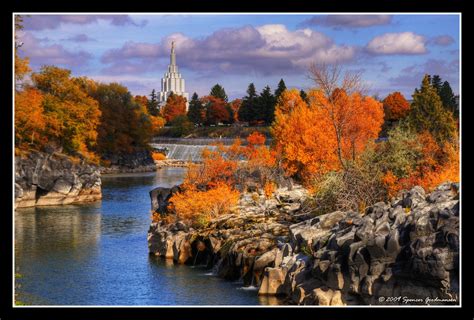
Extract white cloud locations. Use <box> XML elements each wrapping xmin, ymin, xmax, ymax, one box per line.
<box><xmin>101</xmin><ymin>24</ymin><xmax>356</xmax><ymax>75</ymax></box>
<box><xmin>366</xmin><ymin>32</ymin><xmax>427</xmax><ymax>55</ymax></box>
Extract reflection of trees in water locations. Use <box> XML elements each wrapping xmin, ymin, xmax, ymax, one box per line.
<box><xmin>15</xmin><ymin>203</ymin><xmax>101</xmax><ymax>256</ymax></box>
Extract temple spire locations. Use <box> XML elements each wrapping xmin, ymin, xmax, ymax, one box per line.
<box><xmin>170</xmin><ymin>41</ymin><xmax>176</xmax><ymax>66</ymax></box>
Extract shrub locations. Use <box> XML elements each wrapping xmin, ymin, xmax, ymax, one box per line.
<box><xmin>151</xmin><ymin>152</ymin><xmax>166</xmax><ymax>161</ymax></box>
<box><xmin>169</xmin><ymin>183</ymin><xmax>239</xmax><ymax>228</ymax></box>
<box><xmin>311</xmin><ymin>157</ymin><xmax>387</xmax><ymax>214</ymax></box>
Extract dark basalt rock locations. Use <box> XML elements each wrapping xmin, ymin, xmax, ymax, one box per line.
<box><xmin>15</xmin><ymin>150</ymin><xmax>102</xmax><ymax>208</ymax></box>
<box><xmin>147</xmin><ymin>182</ymin><xmax>459</xmax><ymax>306</ymax></box>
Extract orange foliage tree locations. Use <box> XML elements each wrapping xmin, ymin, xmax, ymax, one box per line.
<box><xmin>383</xmin><ymin>91</ymin><xmax>410</xmax><ymax>121</ymax></box>
<box><xmin>272</xmin><ymin>89</ymin><xmax>339</xmax><ymax>182</ymax></box>
<box><xmin>201</xmin><ymin>95</ymin><xmax>230</xmax><ymax>125</ymax></box>
<box><xmin>162</xmin><ymin>93</ymin><xmax>187</xmax><ymax>123</ymax></box>
<box><xmin>30</xmin><ymin>66</ymin><xmax>101</xmax><ymax>161</ymax></box>
<box><xmin>272</xmin><ymin>86</ymin><xmax>384</xmax><ymax>183</ymax></box>
<box><xmin>134</xmin><ymin>95</ymin><xmax>165</xmax><ymax>135</ymax></box>
<box><xmin>15</xmin><ymin>88</ymin><xmax>46</xmax><ymax>148</ymax></box>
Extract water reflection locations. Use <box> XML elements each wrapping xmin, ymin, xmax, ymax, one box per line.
<box><xmin>15</xmin><ymin>203</ymin><xmax>101</xmax><ymax>256</ymax></box>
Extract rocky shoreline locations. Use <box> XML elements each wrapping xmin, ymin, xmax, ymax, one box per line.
<box><xmin>99</xmin><ymin>150</ymin><xmax>158</xmax><ymax>174</ymax></box>
<box><xmin>15</xmin><ymin>150</ymin><xmax>102</xmax><ymax>208</ymax></box>
<box><xmin>147</xmin><ymin>182</ymin><xmax>459</xmax><ymax>305</ymax></box>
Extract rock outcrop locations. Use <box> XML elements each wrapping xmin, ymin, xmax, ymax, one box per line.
<box><xmin>147</xmin><ymin>182</ymin><xmax>460</xmax><ymax>306</ymax></box>
<box><xmin>15</xmin><ymin>151</ymin><xmax>102</xmax><ymax>208</ymax></box>
<box><xmin>100</xmin><ymin>150</ymin><xmax>157</xmax><ymax>174</ymax></box>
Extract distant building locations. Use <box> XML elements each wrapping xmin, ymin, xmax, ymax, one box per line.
<box><xmin>158</xmin><ymin>41</ymin><xmax>189</xmax><ymax>110</ymax></box>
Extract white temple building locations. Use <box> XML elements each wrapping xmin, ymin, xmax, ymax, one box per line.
<box><xmin>158</xmin><ymin>41</ymin><xmax>189</xmax><ymax>110</ymax></box>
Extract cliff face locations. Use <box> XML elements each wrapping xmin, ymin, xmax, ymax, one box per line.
<box><xmin>15</xmin><ymin>151</ymin><xmax>102</xmax><ymax>208</ymax></box>
<box><xmin>147</xmin><ymin>182</ymin><xmax>459</xmax><ymax>306</ymax></box>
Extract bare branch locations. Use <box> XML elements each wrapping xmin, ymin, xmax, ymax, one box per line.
<box><xmin>308</xmin><ymin>63</ymin><xmax>369</xmax><ymax>96</ymax></box>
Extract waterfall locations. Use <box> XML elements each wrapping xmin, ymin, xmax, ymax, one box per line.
<box><xmin>150</xmin><ymin>137</ymin><xmax>272</xmax><ymax>162</ymax></box>
<box><xmin>150</xmin><ymin>143</ymin><xmax>217</xmax><ymax>161</ymax></box>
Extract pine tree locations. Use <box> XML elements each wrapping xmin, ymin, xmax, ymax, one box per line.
<box><xmin>439</xmin><ymin>81</ymin><xmax>458</xmax><ymax>115</ymax></box>
<box><xmin>300</xmin><ymin>89</ymin><xmax>308</xmax><ymax>104</ymax></box>
<box><xmin>431</xmin><ymin>75</ymin><xmax>443</xmax><ymax>93</ymax></box>
<box><xmin>187</xmin><ymin>92</ymin><xmax>204</xmax><ymax>125</ymax></box>
<box><xmin>408</xmin><ymin>75</ymin><xmax>457</xmax><ymax>144</ymax></box>
<box><xmin>258</xmin><ymin>85</ymin><xmax>276</xmax><ymax>125</ymax></box>
<box><xmin>148</xmin><ymin>89</ymin><xmax>159</xmax><ymax>116</ymax></box>
<box><xmin>274</xmin><ymin>79</ymin><xmax>287</xmax><ymax>100</ymax></box>
<box><xmin>210</xmin><ymin>84</ymin><xmax>228</xmax><ymax>102</ymax></box>
<box><xmin>238</xmin><ymin>83</ymin><xmax>258</xmax><ymax>123</ymax></box>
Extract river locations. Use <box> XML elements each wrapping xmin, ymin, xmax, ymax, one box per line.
<box><xmin>14</xmin><ymin>168</ymin><xmax>283</xmax><ymax>306</ymax></box>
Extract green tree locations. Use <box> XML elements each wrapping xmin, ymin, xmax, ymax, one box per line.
<box><xmin>187</xmin><ymin>92</ymin><xmax>204</xmax><ymax>125</ymax></box>
<box><xmin>169</xmin><ymin>115</ymin><xmax>194</xmax><ymax>137</ymax></box>
<box><xmin>274</xmin><ymin>78</ymin><xmax>287</xmax><ymax>100</ymax></box>
<box><xmin>439</xmin><ymin>81</ymin><xmax>458</xmax><ymax>115</ymax></box>
<box><xmin>430</xmin><ymin>75</ymin><xmax>443</xmax><ymax>93</ymax></box>
<box><xmin>300</xmin><ymin>89</ymin><xmax>308</xmax><ymax>104</ymax></box>
<box><xmin>408</xmin><ymin>75</ymin><xmax>457</xmax><ymax>144</ymax></box>
<box><xmin>210</xmin><ymin>84</ymin><xmax>228</xmax><ymax>102</ymax></box>
<box><xmin>258</xmin><ymin>85</ymin><xmax>276</xmax><ymax>124</ymax></box>
<box><xmin>238</xmin><ymin>83</ymin><xmax>258</xmax><ymax>123</ymax></box>
<box><xmin>89</xmin><ymin>82</ymin><xmax>152</xmax><ymax>155</ymax></box>
<box><xmin>148</xmin><ymin>89</ymin><xmax>159</xmax><ymax>116</ymax></box>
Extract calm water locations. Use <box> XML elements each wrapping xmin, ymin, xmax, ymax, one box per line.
<box><xmin>14</xmin><ymin>168</ymin><xmax>282</xmax><ymax>306</ymax></box>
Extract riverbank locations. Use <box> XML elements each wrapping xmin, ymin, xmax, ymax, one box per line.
<box><xmin>15</xmin><ymin>150</ymin><xmax>102</xmax><ymax>208</ymax></box>
<box><xmin>15</xmin><ymin>149</ymin><xmax>162</xmax><ymax>208</ymax></box>
<box><xmin>148</xmin><ymin>182</ymin><xmax>460</xmax><ymax>306</ymax></box>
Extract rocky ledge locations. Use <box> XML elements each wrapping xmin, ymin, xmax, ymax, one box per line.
<box><xmin>100</xmin><ymin>150</ymin><xmax>157</xmax><ymax>174</ymax></box>
<box><xmin>147</xmin><ymin>182</ymin><xmax>459</xmax><ymax>305</ymax></box>
<box><xmin>15</xmin><ymin>150</ymin><xmax>102</xmax><ymax>208</ymax></box>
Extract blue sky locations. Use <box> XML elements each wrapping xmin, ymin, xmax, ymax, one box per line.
<box><xmin>17</xmin><ymin>14</ymin><xmax>460</xmax><ymax>100</ymax></box>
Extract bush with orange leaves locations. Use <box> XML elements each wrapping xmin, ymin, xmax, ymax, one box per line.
<box><xmin>379</xmin><ymin>127</ymin><xmax>459</xmax><ymax>197</ymax></box>
<box><xmin>166</xmin><ymin>131</ymin><xmax>281</xmax><ymax>228</ymax></box>
<box><xmin>182</xmin><ymin>145</ymin><xmax>239</xmax><ymax>190</ymax></box>
<box><xmin>169</xmin><ymin>183</ymin><xmax>239</xmax><ymax>228</ymax></box>
<box><xmin>151</xmin><ymin>152</ymin><xmax>166</xmax><ymax>161</ymax></box>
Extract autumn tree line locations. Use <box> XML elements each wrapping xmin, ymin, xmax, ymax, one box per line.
<box><xmin>161</xmin><ymin>64</ymin><xmax>459</xmax><ymax>227</ymax></box>
<box><xmin>15</xmin><ymin>17</ymin><xmax>165</xmax><ymax>164</ymax></box>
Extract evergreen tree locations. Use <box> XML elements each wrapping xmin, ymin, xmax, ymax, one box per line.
<box><xmin>300</xmin><ymin>89</ymin><xmax>308</xmax><ymax>104</ymax></box>
<box><xmin>439</xmin><ymin>81</ymin><xmax>458</xmax><ymax>115</ymax></box>
<box><xmin>431</xmin><ymin>75</ymin><xmax>443</xmax><ymax>93</ymax></box>
<box><xmin>238</xmin><ymin>83</ymin><xmax>258</xmax><ymax>123</ymax></box>
<box><xmin>148</xmin><ymin>89</ymin><xmax>159</xmax><ymax>116</ymax></box>
<box><xmin>274</xmin><ymin>79</ymin><xmax>287</xmax><ymax>100</ymax></box>
<box><xmin>187</xmin><ymin>92</ymin><xmax>204</xmax><ymax>125</ymax></box>
<box><xmin>408</xmin><ymin>75</ymin><xmax>457</xmax><ymax>144</ymax></box>
<box><xmin>258</xmin><ymin>85</ymin><xmax>276</xmax><ymax>124</ymax></box>
<box><xmin>210</xmin><ymin>84</ymin><xmax>228</xmax><ymax>102</ymax></box>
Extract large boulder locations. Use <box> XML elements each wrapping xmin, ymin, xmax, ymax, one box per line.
<box><xmin>15</xmin><ymin>151</ymin><xmax>102</xmax><ymax>208</ymax></box>
<box><xmin>149</xmin><ymin>185</ymin><xmax>180</xmax><ymax>214</ymax></box>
